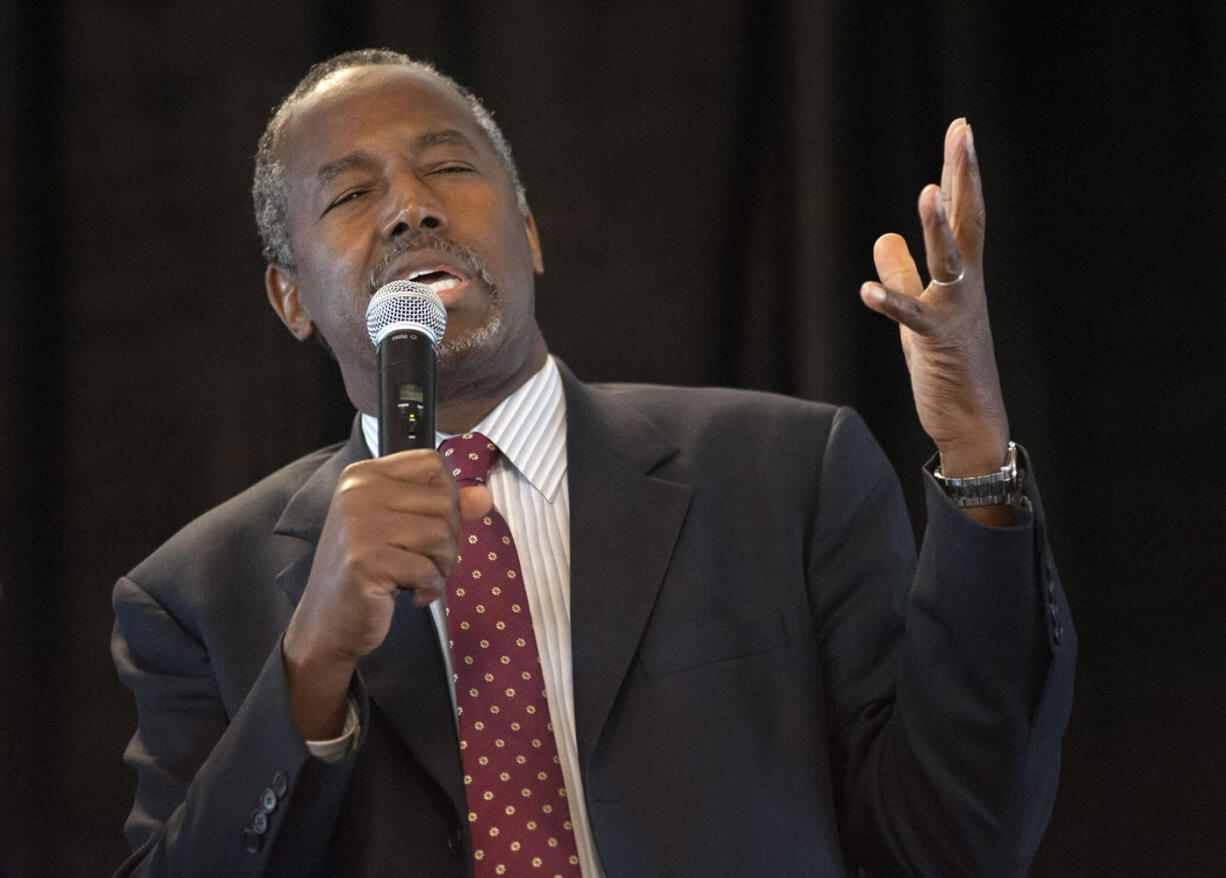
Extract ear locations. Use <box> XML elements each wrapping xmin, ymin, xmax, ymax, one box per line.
<box><xmin>523</xmin><ymin>211</ymin><xmax>544</xmax><ymax>274</ymax></box>
<box><xmin>265</xmin><ymin>264</ymin><xmax>315</xmax><ymax>341</ymax></box>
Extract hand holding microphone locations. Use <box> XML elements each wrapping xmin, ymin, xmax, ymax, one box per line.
<box><xmin>366</xmin><ymin>279</ymin><xmax>496</xmax><ymax>543</ymax></box>
<box><xmin>281</xmin><ymin>282</ymin><xmax>486</xmax><ymax>739</ymax></box>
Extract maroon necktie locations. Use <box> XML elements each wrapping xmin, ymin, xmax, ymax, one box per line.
<box><xmin>440</xmin><ymin>433</ymin><xmax>581</xmax><ymax>877</ymax></box>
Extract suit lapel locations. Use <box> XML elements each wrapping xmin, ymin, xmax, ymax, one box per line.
<box><xmin>272</xmin><ymin>422</ymin><xmax>367</xmax><ymax>605</ymax></box>
<box><xmin>560</xmin><ymin>367</ymin><xmax>692</xmax><ymax>771</ymax></box>
<box><xmin>357</xmin><ymin>594</ymin><xmax>467</xmax><ymax>820</ymax></box>
<box><xmin>273</xmin><ymin>418</ymin><xmax>466</xmax><ymax>821</ymax></box>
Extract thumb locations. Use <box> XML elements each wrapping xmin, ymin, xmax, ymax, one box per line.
<box><xmin>457</xmin><ymin>484</ymin><xmax>494</xmax><ymax>523</ymax></box>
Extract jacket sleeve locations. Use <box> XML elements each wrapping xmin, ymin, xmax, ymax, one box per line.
<box><xmin>111</xmin><ymin>575</ymin><xmax>364</xmax><ymax>877</ymax></box>
<box><xmin>813</xmin><ymin>407</ymin><xmax>1075</xmax><ymax>876</ymax></box>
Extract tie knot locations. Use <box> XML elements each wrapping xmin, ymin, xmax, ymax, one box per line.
<box><xmin>440</xmin><ymin>432</ymin><xmax>501</xmax><ymax>486</ymax></box>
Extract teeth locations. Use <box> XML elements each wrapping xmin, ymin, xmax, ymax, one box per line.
<box><xmin>406</xmin><ymin>269</ymin><xmax>462</xmax><ymax>292</ymax></box>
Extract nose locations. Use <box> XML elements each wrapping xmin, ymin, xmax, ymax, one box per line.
<box><xmin>381</xmin><ymin>176</ymin><xmax>447</xmax><ymax>240</ymax></box>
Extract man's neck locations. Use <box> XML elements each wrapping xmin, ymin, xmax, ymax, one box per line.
<box><xmin>436</xmin><ymin>336</ymin><xmax>549</xmax><ymax>434</ymax></box>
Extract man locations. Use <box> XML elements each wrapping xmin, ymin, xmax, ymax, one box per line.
<box><xmin>113</xmin><ymin>49</ymin><xmax>1074</xmax><ymax>876</ymax></box>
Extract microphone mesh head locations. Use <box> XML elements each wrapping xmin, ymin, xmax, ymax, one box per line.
<box><xmin>365</xmin><ymin>280</ymin><xmax>448</xmax><ymax>346</ymax></box>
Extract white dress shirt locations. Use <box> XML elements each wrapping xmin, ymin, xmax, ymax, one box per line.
<box><xmin>357</xmin><ymin>355</ymin><xmax>604</xmax><ymax>876</ymax></box>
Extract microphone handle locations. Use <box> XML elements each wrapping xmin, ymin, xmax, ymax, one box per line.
<box><xmin>377</xmin><ymin>329</ymin><xmax>436</xmax><ymax>455</ymax></box>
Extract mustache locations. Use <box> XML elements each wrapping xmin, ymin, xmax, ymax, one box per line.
<box><xmin>365</xmin><ymin>233</ymin><xmax>495</xmax><ymax>298</ymax></box>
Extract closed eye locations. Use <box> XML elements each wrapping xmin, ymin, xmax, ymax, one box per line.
<box><xmin>322</xmin><ymin>189</ymin><xmax>368</xmax><ymax>215</ymax></box>
<box><xmin>430</xmin><ymin>163</ymin><xmax>475</xmax><ymax>175</ymax></box>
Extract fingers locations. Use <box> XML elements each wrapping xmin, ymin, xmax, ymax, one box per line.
<box><xmin>939</xmin><ymin>117</ymin><xmax>964</xmax><ymax>214</ymax></box>
<box><xmin>862</xmin><ymin>233</ymin><xmax>938</xmax><ymax>335</ymax></box>
<box><xmin>917</xmin><ymin>120</ymin><xmax>986</xmax><ymax>288</ymax></box>
<box><xmin>919</xmin><ymin>184</ymin><xmax>964</xmax><ymax>285</ymax></box>
<box><xmin>942</xmin><ymin>119</ymin><xmax>985</xmax><ymax>259</ymax></box>
<box><xmin>859</xmin><ymin>117</ymin><xmax>1008</xmax><ymax>486</ymax></box>
<box><xmin>386</xmin><ymin>508</ymin><xmax>463</xmax><ymax>575</ymax></box>
<box><xmin>290</xmin><ymin>448</ymin><xmax>471</xmax><ymax>672</ymax></box>
<box><xmin>458</xmin><ymin>484</ymin><xmax>495</xmax><ymax>523</ymax></box>
<box><xmin>328</xmin><ymin>451</ymin><xmax>464</xmax><ymax>592</ymax></box>
<box><xmin>358</xmin><ymin>447</ymin><xmax>457</xmax><ymax>493</ymax></box>
<box><xmin>362</xmin><ymin>541</ymin><xmax>448</xmax><ymax>605</ymax></box>
<box><xmin>872</xmin><ymin>233</ymin><xmax>924</xmax><ymax>298</ymax></box>
<box><xmin>861</xmin><ymin>281</ymin><xmax>937</xmax><ymax>336</ymax></box>
<box><xmin>862</xmin><ymin>117</ymin><xmax>987</xmax><ymax>333</ymax></box>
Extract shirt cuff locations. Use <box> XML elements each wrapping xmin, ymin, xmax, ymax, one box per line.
<box><xmin>305</xmin><ymin>696</ymin><xmax>359</xmax><ymax>763</ymax></box>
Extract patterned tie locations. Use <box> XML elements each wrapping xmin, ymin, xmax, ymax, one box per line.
<box><xmin>440</xmin><ymin>433</ymin><xmax>581</xmax><ymax>877</ymax></box>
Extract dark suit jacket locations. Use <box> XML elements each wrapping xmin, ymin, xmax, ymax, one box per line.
<box><xmin>113</xmin><ymin>365</ymin><xmax>1075</xmax><ymax>877</ymax></box>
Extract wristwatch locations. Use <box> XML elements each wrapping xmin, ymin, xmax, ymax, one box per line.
<box><xmin>929</xmin><ymin>441</ymin><xmax>1026</xmax><ymax>508</ymax></box>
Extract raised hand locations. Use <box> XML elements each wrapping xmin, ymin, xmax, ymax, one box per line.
<box><xmin>860</xmin><ymin>119</ymin><xmax>1011</xmax><ymax>490</ymax></box>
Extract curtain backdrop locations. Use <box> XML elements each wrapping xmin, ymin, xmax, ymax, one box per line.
<box><xmin>2</xmin><ymin>1</ymin><xmax>1223</xmax><ymax>874</ymax></box>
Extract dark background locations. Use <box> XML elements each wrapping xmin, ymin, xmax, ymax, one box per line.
<box><xmin>2</xmin><ymin>1</ymin><xmax>1223</xmax><ymax>875</ymax></box>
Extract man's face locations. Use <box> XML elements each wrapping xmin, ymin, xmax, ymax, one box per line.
<box><xmin>266</xmin><ymin>65</ymin><xmax>544</xmax><ymax>415</ymax></box>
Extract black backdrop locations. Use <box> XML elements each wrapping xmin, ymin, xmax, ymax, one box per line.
<box><xmin>2</xmin><ymin>1</ymin><xmax>1223</xmax><ymax>875</ymax></box>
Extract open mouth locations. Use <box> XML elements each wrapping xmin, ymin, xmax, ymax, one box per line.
<box><xmin>405</xmin><ymin>268</ymin><xmax>466</xmax><ymax>293</ymax></box>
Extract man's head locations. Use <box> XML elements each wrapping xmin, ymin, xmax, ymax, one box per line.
<box><xmin>253</xmin><ymin>50</ymin><xmax>546</xmax><ymax>419</ymax></box>
<box><xmin>253</xmin><ymin>50</ymin><xmax>529</xmax><ymax>271</ymax></box>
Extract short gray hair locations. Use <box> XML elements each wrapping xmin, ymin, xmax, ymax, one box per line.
<box><xmin>252</xmin><ymin>49</ymin><xmax>528</xmax><ymax>270</ymax></box>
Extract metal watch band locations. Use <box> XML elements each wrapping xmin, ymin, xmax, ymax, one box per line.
<box><xmin>930</xmin><ymin>441</ymin><xmax>1024</xmax><ymax>508</ymax></box>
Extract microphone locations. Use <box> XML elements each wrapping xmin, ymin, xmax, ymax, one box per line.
<box><xmin>365</xmin><ymin>280</ymin><xmax>448</xmax><ymax>455</ymax></box>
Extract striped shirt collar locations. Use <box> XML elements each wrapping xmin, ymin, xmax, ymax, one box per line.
<box><xmin>360</xmin><ymin>355</ymin><xmax>568</xmax><ymax>502</ymax></box>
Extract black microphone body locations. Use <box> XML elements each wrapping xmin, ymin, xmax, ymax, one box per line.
<box><xmin>377</xmin><ymin>328</ymin><xmax>436</xmax><ymax>454</ymax></box>
<box><xmin>365</xmin><ymin>281</ymin><xmax>448</xmax><ymax>456</ymax></box>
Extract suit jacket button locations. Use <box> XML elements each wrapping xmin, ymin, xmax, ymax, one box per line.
<box><xmin>242</xmin><ymin>828</ymin><xmax>263</xmax><ymax>854</ymax></box>
<box><xmin>272</xmin><ymin>771</ymin><xmax>289</xmax><ymax>798</ymax></box>
<box><xmin>251</xmin><ymin>809</ymin><xmax>269</xmax><ymax>835</ymax></box>
<box><xmin>261</xmin><ymin>787</ymin><xmax>278</xmax><ymax>812</ymax></box>
<box><xmin>447</xmin><ymin>826</ymin><xmax>463</xmax><ymax>858</ymax></box>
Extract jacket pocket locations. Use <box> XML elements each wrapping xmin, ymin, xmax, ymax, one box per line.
<box><xmin>639</xmin><ymin>609</ymin><xmax>789</xmax><ymax>679</ymax></box>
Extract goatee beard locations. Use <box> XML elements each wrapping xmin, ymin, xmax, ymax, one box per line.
<box><xmin>366</xmin><ymin>231</ymin><xmax>504</xmax><ymax>362</ymax></box>
<box><xmin>365</xmin><ymin>232</ymin><xmax>495</xmax><ymax>299</ymax></box>
<box><xmin>437</xmin><ymin>304</ymin><xmax>503</xmax><ymax>362</ymax></box>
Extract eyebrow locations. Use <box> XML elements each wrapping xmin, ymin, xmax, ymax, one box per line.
<box><xmin>313</xmin><ymin>129</ymin><xmax>478</xmax><ymax>192</ymax></box>
<box><xmin>315</xmin><ymin>151</ymin><xmax>378</xmax><ymax>191</ymax></box>
<box><xmin>417</xmin><ymin>128</ymin><xmax>475</xmax><ymax>150</ymax></box>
